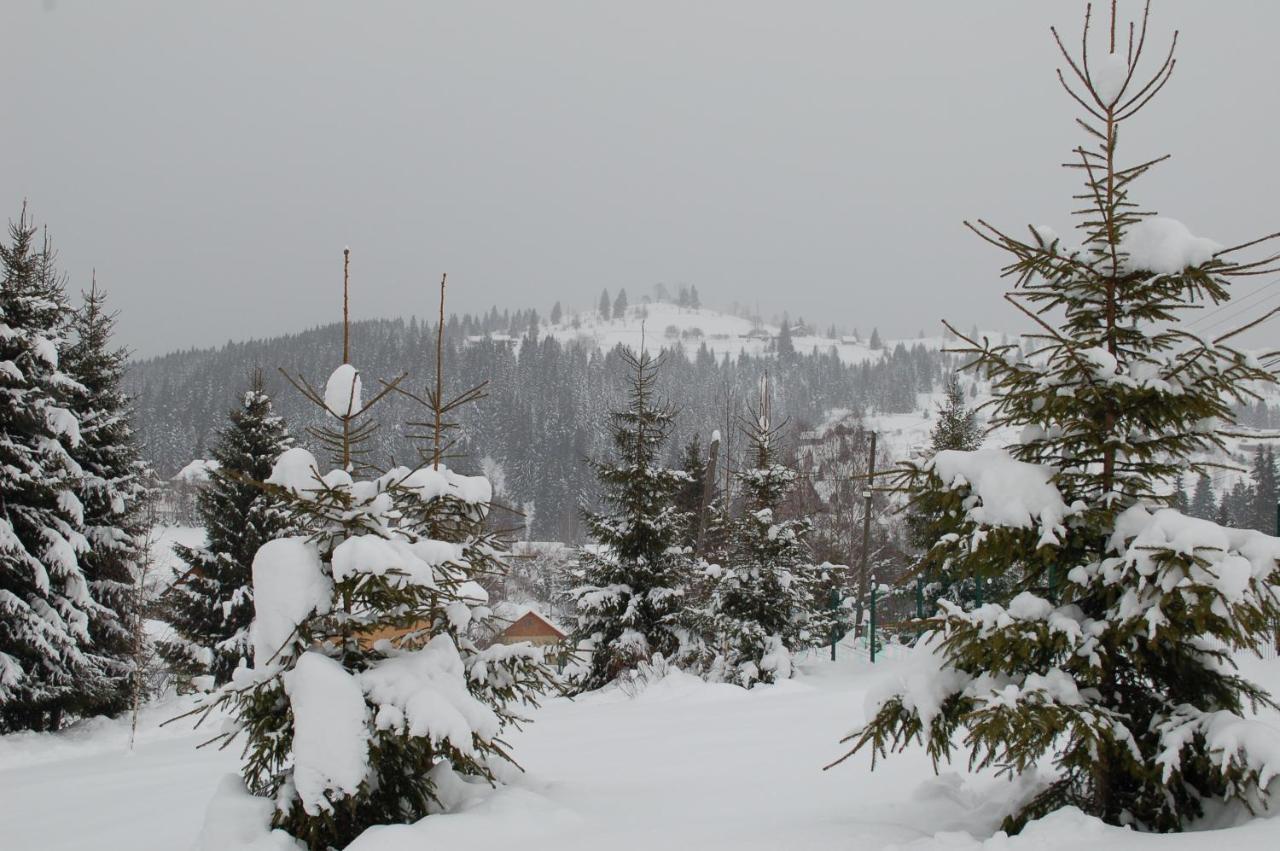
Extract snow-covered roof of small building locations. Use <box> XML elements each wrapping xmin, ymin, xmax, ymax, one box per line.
<box><xmin>492</xmin><ymin>603</ymin><xmax>568</xmax><ymax>638</ymax></box>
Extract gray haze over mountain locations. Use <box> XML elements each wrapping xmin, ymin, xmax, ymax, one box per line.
<box><xmin>5</xmin><ymin>1</ymin><xmax>1279</xmax><ymax>357</ymax></box>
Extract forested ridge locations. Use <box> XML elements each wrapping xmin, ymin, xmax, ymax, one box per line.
<box><xmin>128</xmin><ymin>309</ymin><xmax>957</xmax><ymax>540</ymax></box>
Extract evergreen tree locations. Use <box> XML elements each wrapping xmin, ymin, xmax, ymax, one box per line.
<box><xmin>776</xmin><ymin>317</ymin><xmax>796</xmax><ymax>359</ymax></box>
<box><xmin>868</xmin><ymin>327</ymin><xmax>883</xmax><ymax>349</ymax></box>
<box><xmin>159</xmin><ymin>372</ymin><xmax>295</xmax><ymax>685</ymax></box>
<box><xmin>929</xmin><ymin>374</ymin><xmax>981</xmax><ymax>454</ymax></box>
<box><xmin>691</xmin><ymin>381</ymin><xmax>833</xmax><ymax>686</ymax></box>
<box><xmin>613</xmin><ymin>288</ymin><xmax>628</xmax><ymax>319</ymax></box>
<box><xmin>0</xmin><ymin>210</ymin><xmax>92</xmax><ymax>732</ymax></box>
<box><xmin>834</xmin><ymin>6</ymin><xmax>1280</xmax><ymax>832</ymax></box>
<box><xmin>189</xmin><ymin>273</ymin><xmax>552</xmax><ymax>851</ymax></box>
<box><xmin>908</xmin><ymin>372</ymin><xmax>990</xmax><ymax>610</ymax></box>
<box><xmin>550</xmin><ymin>301</ymin><xmax>562</xmax><ymax>325</ymax></box>
<box><xmin>1190</xmin><ymin>472</ymin><xmax>1215</xmax><ymax>520</ymax></box>
<box><xmin>1248</xmin><ymin>446</ymin><xmax>1276</xmax><ymax>534</ymax></box>
<box><xmin>675</xmin><ymin>434</ymin><xmax>707</xmax><ymax>547</ymax></box>
<box><xmin>570</xmin><ymin>348</ymin><xmax>695</xmax><ymax>690</ymax></box>
<box><xmin>598</xmin><ymin>288</ymin><xmax>612</xmax><ymax>321</ymax></box>
<box><xmin>689</xmin><ymin>285</ymin><xmax>701</xmax><ymax>309</ymax></box>
<box><xmin>62</xmin><ymin>281</ymin><xmax>156</xmax><ymax>718</ymax></box>
<box><xmin>1170</xmin><ymin>474</ymin><xmax>1188</xmax><ymax>513</ymax></box>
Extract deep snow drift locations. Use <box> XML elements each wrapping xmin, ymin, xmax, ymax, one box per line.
<box><xmin>2</xmin><ymin>645</ymin><xmax>1279</xmax><ymax>851</ymax></box>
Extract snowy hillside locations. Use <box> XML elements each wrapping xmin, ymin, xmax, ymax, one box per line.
<box><xmin>541</xmin><ymin>299</ymin><xmax>945</xmax><ymax>365</ymax></box>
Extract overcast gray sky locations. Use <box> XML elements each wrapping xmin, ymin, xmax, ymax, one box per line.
<box><xmin>4</xmin><ymin>1</ymin><xmax>1279</xmax><ymax>358</ymax></box>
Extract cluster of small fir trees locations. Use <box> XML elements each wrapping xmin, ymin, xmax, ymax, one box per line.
<box><xmin>0</xmin><ymin>208</ymin><xmax>156</xmax><ymax>732</ymax></box>
<box><xmin>831</xmin><ymin>3</ymin><xmax>1280</xmax><ymax>833</ymax></box>
<box><xmin>905</xmin><ymin>374</ymin><xmax>994</xmax><ymax>611</ymax></box>
<box><xmin>687</xmin><ymin>378</ymin><xmax>837</xmax><ymax>686</ymax></box>
<box><xmin>1180</xmin><ymin>447</ymin><xmax>1277</xmax><ymax>534</ymax></box>
<box><xmin>187</xmin><ymin>268</ymin><xmax>555</xmax><ymax>850</ymax></box>
<box><xmin>568</xmin><ymin>347</ymin><xmax>698</xmax><ymax>689</ymax></box>
<box><xmin>569</xmin><ymin>352</ymin><xmax>835</xmax><ymax>691</ymax></box>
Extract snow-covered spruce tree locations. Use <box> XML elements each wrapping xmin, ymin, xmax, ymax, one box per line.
<box><xmin>570</xmin><ymin>347</ymin><xmax>696</xmax><ymax>691</ymax></box>
<box><xmin>159</xmin><ymin>371</ymin><xmax>295</xmax><ymax>686</ymax></box>
<box><xmin>189</xmin><ymin>263</ymin><xmax>551</xmax><ymax>850</ymax></box>
<box><xmin>674</xmin><ymin>433</ymin><xmax>707</xmax><ymax>548</ymax></box>
<box><xmin>0</xmin><ymin>211</ymin><xmax>93</xmax><ymax>733</ymax></box>
<box><xmin>906</xmin><ymin>373</ymin><xmax>994</xmax><ymax>611</ymax></box>
<box><xmin>390</xmin><ymin>274</ymin><xmax>554</xmax><ymax>753</ymax></box>
<box><xmin>930</xmin><ymin>374</ymin><xmax>981</xmax><ymax>455</ymax></box>
<box><xmin>62</xmin><ymin>280</ymin><xmax>156</xmax><ymax>718</ymax></box>
<box><xmin>1248</xmin><ymin>446</ymin><xmax>1276</xmax><ymax>535</ymax></box>
<box><xmin>832</xmin><ymin>4</ymin><xmax>1280</xmax><ymax>833</ymax></box>
<box><xmin>692</xmin><ymin>378</ymin><xmax>834</xmax><ymax>687</ymax></box>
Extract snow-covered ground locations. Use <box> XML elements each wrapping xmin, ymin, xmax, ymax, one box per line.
<box><xmin>3</xmin><ymin>646</ymin><xmax>1278</xmax><ymax>851</ymax></box>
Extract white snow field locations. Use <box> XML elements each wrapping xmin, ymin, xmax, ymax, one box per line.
<box><xmin>2</xmin><ymin>648</ymin><xmax>1279</xmax><ymax>851</ymax></box>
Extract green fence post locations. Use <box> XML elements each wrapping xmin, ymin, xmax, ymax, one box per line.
<box><xmin>870</xmin><ymin>576</ymin><xmax>878</xmax><ymax>664</ymax></box>
<box><xmin>829</xmin><ymin>586</ymin><xmax>839</xmax><ymax>661</ymax></box>
<box><xmin>915</xmin><ymin>574</ymin><xmax>924</xmax><ymax>640</ymax></box>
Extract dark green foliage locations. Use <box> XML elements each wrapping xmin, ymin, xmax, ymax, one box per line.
<box><xmin>598</xmin><ymin>288</ymin><xmax>611</xmax><ymax>321</ymax></box>
<box><xmin>130</xmin><ymin>319</ymin><xmax>962</xmax><ymax>542</ymax></box>
<box><xmin>570</xmin><ymin>348</ymin><xmax>696</xmax><ymax>690</ymax></box>
<box><xmin>675</xmin><ymin>434</ymin><xmax>707</xmax><ymax>547</ymax></box>
<box><xmin>776</xmin><ymin>318</ymin><xmax>796</xmax><ymax>359</ymax></box>
<box><xmin>62</xmin><ymin>282</ymin><xmax>156</xmax><ymax>717</ymax></box>
<box><xmin>929</xmin><ymin>375</ymin><xmax>981</xmax><ymax>455</ymax></box>
<box><xmin>1248</xmin><ymin>447</ymin><xmax>1276</xmax><ymax>535</ymax></box>
<box><xmin>190</xmin><ymin>300</ymin><xmax>553</xmax><ymax>849</ymax></box>
<box><xmin>1190</xmin><ymin>472</ymin><xmax>1215</xmax><ymax>520</ymax></box>
<box><xmin>690</xmin><ymin>393</ymin><xmax>835</xmax><ymax>686</ymax></box>
<box><xmin>0</xmin><ymin>211</ymin><xmax>94</xmax><ymax>732</ymax></box>
<box><xmin>160</xmin><ymin>373</ymin><xmax>295</xmax><ymax>685</ymax></box>
<box><xmin>835</xmin><ymin>6</ymin><xmax>1280</xmax><ymax>833</ymax></box>
<box><xmin>907</xmin><ymin>373</ymin><xmax>991</xmax><ymax>611</ymax></box>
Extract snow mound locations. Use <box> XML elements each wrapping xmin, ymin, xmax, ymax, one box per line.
<box><xmin>284</xmin><ymin>652</ymin><xmax>370</xmax><ymax>815</ymax></box>
<box><xmin>1092</xmin><ymin>52</ymin><xmax>1129</xmax><ymax>105</ymax></box>
<box><xmin>360</xmin><ymin>635</ymin><xmax>501</xmax><ymax>752</ymax></box>
<box><xmin>265</xmin><ymin>447</ymin><xmax>322</xmax><ymax>494</ymax></box>
<box><xmin>196</xmin><ymin>775</ymin><xmax>302</xmax><ymax>850</ymax></box>
<box><xmin>386</xmin><ymin>465</ymin><xmax>493</xmax><ymax>505</ymax></box>
<box><xmin>1120</xmin><ymin>217</ymin><xmax>1221</xmax><ymax>275</ymax></box>
<box><xmin>930</xmin><ymin>449</ymin><xmax>1071</xmax><ymax>545</ymax></box>
<box><xmin>325</xmin><ymin>363</ymin><xmax>363</xmax><ymax>417</ymax></box>
<box><xmin>174</xmin><ymin>458</ymin><xmax>220</xmax><ymax>484</ymax></box>
<box><xmin>251</xmin><ymin>537</ymin><xmax>332</xmax><ymax>667</ymax></box>
<box><xmin>330</xmin><ymin>534</ymin><xmax>459</xmax><ymax>587</ymax></box>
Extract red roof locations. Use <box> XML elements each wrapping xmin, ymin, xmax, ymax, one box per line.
<box><xmin>501</xmin><ymin>610</ymin><xmax>567</xmax><ymax>640</ymax></box>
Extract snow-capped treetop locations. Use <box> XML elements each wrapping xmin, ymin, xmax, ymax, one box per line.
<box><xmin>265</xmin><ymin>447</ymin><xmax>322</xmax><ymax>493</ymax></box>
<box><xmin>324</xmin><ymin>363</ymin><xmax>363</xmax><ymax>418</ymax></box>
<box><xmin>1092</xmin><ymin>51</ymin><xmax>1130</xmax><ymax>105</ymax></box>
